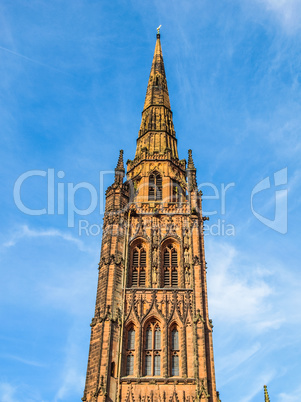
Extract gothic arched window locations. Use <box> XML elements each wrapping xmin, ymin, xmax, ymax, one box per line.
<box><xmin>144</xmin><ymin>322</ymin><xmax>161</xmax><ymax>376</ymax></box>
<box><xmin>149</xmin><ymin>172</ymin><xmax>162</xmax><ymax>201</ymax></box>
<box><xmin>163</xmin><ymin>244</ymin><xmax>178</xmax><ymax>287</ymax></box>
<box><xmin>126</xmin><ymin>326</ymin><xmax>135</xmax><ymax>376</ymax></box>
<box><xmin>131</xmin><ymin>244</ymin><xmax>147</xmax><ymax>287</ymax></box>
<box><xmin>171</xmin><ymin>327</ymin><xmax>179</xmax><ymax>376</ymax></box>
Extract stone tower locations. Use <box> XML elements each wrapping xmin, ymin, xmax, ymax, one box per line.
<box><xmin>82</xmin><ymin>31</ymin><xmax>220</xmax><ymax>402</ymax></box>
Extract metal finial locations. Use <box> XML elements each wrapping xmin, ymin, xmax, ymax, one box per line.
<box><xmin>157</xmin><ymin>25</ymin><xmax>162</xmax><ymax>34</ymax></box>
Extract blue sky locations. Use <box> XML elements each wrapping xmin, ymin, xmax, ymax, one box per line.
<box><xmin>0</xmin><ymin>0</ymin><xmax>301</xmax><ymax>401</ymax></box>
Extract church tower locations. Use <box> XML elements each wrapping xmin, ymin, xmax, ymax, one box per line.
<box><xmin>82</xmin><ymin>30</ymin><xmax>220</xmax><ymax>402</ymax></box>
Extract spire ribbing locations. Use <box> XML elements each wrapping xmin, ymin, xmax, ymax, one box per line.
<box><xmin>142</xmin><ymin>33</ymin><xmax>171</xmax><ymax>111</ymax></box>
<box><xmin>135</xmin><ymin>32</ymin><xmax>178</xmax><ymax>159</ymax></box>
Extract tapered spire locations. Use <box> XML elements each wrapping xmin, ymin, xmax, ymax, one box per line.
<box><xmin>187</xmin><ymin>149</ymin><xmax>197</xmax><ymax>192</ymax></box>
<box><xmin>135</xmin><ymin>31</ymin><xmax>178</xmax><ymax>159</ymax></box>
<box><xmin>114</xmin><ymin>149</ymin><xmax>125</xmax><ymax>185</ymax></box>
<box><xmin>188</xmin><ymin>149</ymin><xmax>196</xmax><ymax>169</ymax></box>
<box><xmin>264</xmin><ymin>385</ymin><xmax>270</xmax><ymax>402</ymax></box>
<box><xmin>115</xmin><ymin>149</ymin><xmax>125</xmax><ymax>171</ymax></box>
<box><xmin>142</xmin><ymin>31</ymin><xmax>171</xmax><ymax>111</ymax></box>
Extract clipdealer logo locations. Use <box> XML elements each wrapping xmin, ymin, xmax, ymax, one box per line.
<box><xmin>13</xmin><ymin>168</ymin><xmax>288</xmax><ymax>235</ymax></box>
<box><xmin>251</xmin><ymin>168</ymin><xmax>288</xmax><ymax>234</ymax></box>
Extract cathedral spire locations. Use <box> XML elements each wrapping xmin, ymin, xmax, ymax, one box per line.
<box><xmin>142</xmin><ymin>30</ymin><xmax>171</xmax><ymax>111</ymax></box>
<box><xmin>135</xmin><ymin>31</ymin><xmax>178</xmax><ymax>159</ymax></box>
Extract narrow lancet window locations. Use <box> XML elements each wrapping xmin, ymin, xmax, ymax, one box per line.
<box><xmin>126</xmin><ymin>327</ymin><xmax>135</xmax><ymax>376</ymax></box>
<box><xmin>171</xmin><ymin>327</ymin><xmax>179</xmax><ymax>376</ymax></box>
<box><xmin>144</xmin><ymin>321</ymin><xmax>161</xmax><ymax>376</ymax></box>
<box><xmin>162</xmin><ymin>244</ymin><xmax>178</xmax><ymax>287</ymax></box>
<box><xmin>131</xmin><ymin>244</ymin><xmax>147</xmax><ymax>287</ymax></box>
<box><xmin>149</xmin><ymin>172</ymin><xmax>162</xmax><ymax>201</ymax></box>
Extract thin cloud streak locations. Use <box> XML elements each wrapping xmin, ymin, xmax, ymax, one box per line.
<box><xmin>0</xmin><ymin>45</ymin><xmax>69</xmax><ymax>74</ymax></box>
<box><xmin>1</xmin><ymin>225</ymin><xmax>91</xmax><ymax>252</ymax></box>
<box><xmin>1</xmin><ymin>354</ymin><xmax>45</xmax><ymax>368</ymax></box>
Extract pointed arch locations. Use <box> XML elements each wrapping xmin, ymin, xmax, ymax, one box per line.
<box><xmin>161</xmin><ymin>239</ymin><xmax>180</xmax><ymax>288</ymax></box>
<box><xmin>130</xmin><ymin>238</ymin><xmax>148</xmax><ymax>287</ymax></box>
<box><xmin>140</xmin><ymin>296</ymin><xmax>165</xmax><ymax>323</ymax></box>
<box><xmin>169</xmin><ymin>322</ymin><xmax>180</xmax><ymax>377</ymax></box>
<box><xmin>143</xmin><ymin>318</ymin><xmax>162</xmax><ymax>376</ymax></box>
<box><xmin>149</xmin><ymin>170</ymin><xmax>162</xmax><ymax>201</ymax></box>
<box><xmin>125</xmin><ymin>323</ymin><xmax>137</xmax><ymax>376</ymax></box>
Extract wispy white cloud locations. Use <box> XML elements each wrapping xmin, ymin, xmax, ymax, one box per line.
<box><xmin>207</xmin><ymin>239</ymin><xmax>301</xmax><ymax>334</ymax></box>
<box><xmin>54</xmin><ymin>324</ymin><xmax>86</xmax><ymax>402</ymax></box>
<box><xmin>278</xmin><ymin>384</ymin><xmax>301</xmax><ymax>401</ymax></box>
<box><xmin>208</xmin><ymin>237</ymin><xmax>301</xmax><ymax>400</ymax></box>
<box><xmin>0</xmin><ymin>383</ymin><xmax>18</xmax><ymax>402</ymax></box>
<box><xmin>240</xmin><ymin>370</ymin><xmax>276</xmax><ymax>402</ymax></box>
<box><xmin>1</xmin><ymin>354</ymin><xmax>44</xmax><ymax>367</ymax></box>
<box><xmin>207</xmin><ymin>241</ymin><xmax>284</xmax><ymax>332</ymax></box>
<box><xmin>255</xmin><ymin>0</ymin><xmax>301</xmax><ymax>31</ymax></box>
<box><xmin>217</xmin><ymin>343</ymin><xmax>261</xmax><ymax>375</ymax></box>
<box><xmin>0</xmin><ymin>381</ymin><xmax>45</xmax><ymax>402</ymax></box>
<box><xmin>1</xmin><ymin>225</ymin><xmax>89</xmax><ymax>252</ymax></box>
